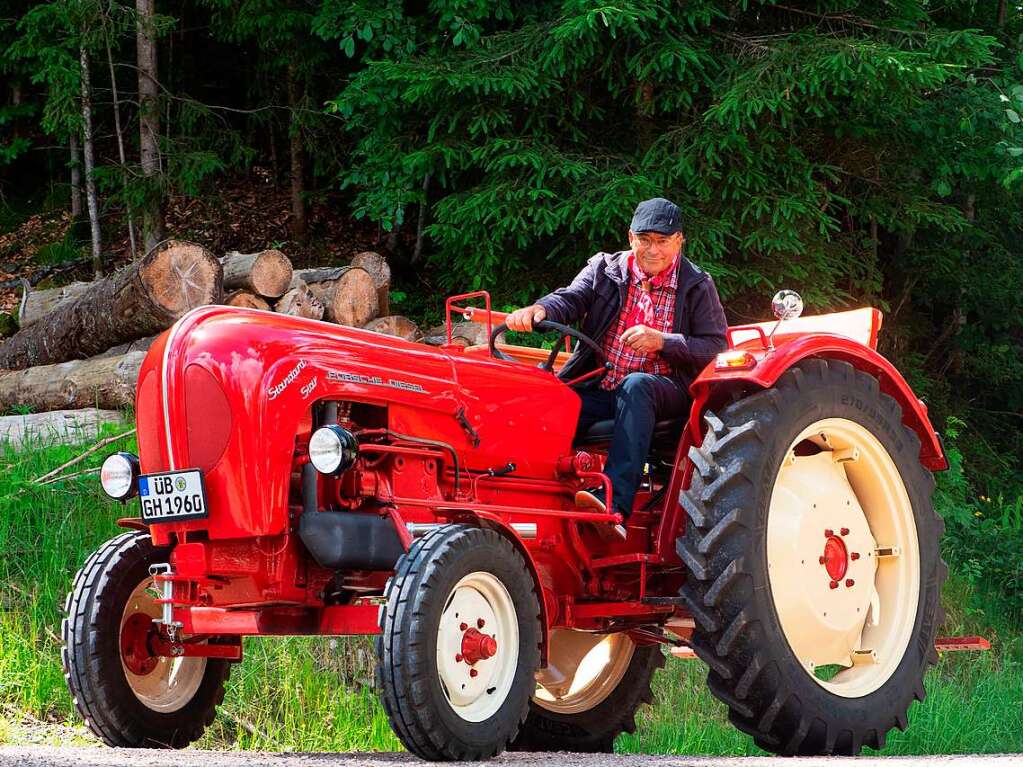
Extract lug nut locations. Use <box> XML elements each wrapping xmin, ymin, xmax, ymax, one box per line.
<box><xmin>829</xmin><ymin>580</ymin><xmax>839</xmax><ymax>590</ymax></box>
<box><xmin>455</xmin><ymin>654</ymin><xmax>463</xmax><ymax>663</ymax></box>
<box><xmin>819</xmin><ymin>556</ymin><xmax>826</xmax><ymax>565</ymax></box>
<box><xmin>824</xmin><ymin>529</ymin><xmax>834</xmax><ymax>537</ymax></box>
<box><xmin>469</xmin><ymin>669</ymin><xmax>478</xmax><ymax>678</ymax></box>
<box><xmin>459</xmin><ymin>622</ymin><xmax>468</xmax><ymax>631</ymax></box>
<box><xmin>840</xmin><ymin>527</ymin><xmax>850</xmax><ymax>536</ymax></box>
<box><xmin>477</xmin><ymin>618</ymin><xmax>485</xmax><ymax>629</ymax></box>
<box><xmin>845</xmin><ymin>579</ymin><xmax>855</xmax><ymax>588</ymax></box>
<box><xmin>851</xmin><ymin>552</ymin><xmax>860</xmax><ymax>561</ymax></box>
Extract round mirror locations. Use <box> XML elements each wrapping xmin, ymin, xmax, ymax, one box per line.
<box><xmin>772</xmin><ymin>289</ymin><xmax>803</xmax><ymax>321</ymax></box>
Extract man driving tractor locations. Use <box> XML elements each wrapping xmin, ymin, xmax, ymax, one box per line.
<box><xmin>506</xmin><ymin>198</ymin><xmax>728</xmax><ymax>537</ymax></box>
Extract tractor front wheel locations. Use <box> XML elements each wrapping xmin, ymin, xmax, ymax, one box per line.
<box><xmin>376</xmin><ymin>525</ymin><xmax>542</xmax><ymax>760</ymax></box>
<box><xmin>679</xmin><ymin>359</ymin><xmax>945</xmax><ymax>755</ymax></box>
<box><xmin>62</xmin><ymin>532</ymin><xmax>232</xmax><ymax>748</ymax></box>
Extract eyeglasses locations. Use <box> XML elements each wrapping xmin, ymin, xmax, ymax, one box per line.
<box><xmin>633</xmin><ymin>233</ymin><xmax>681</xmax><ymax>250</ymax></box>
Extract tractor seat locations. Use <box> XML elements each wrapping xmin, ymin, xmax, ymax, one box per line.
<box><xmin>573</xmin><ymin>417</ymin><xmax>685</xmax><ymax>450</ymax></box>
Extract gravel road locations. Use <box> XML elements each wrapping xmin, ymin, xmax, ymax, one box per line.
<box><xmin>0</xmin><ymin>748</ymin><xmax>1018</xmax><ymax>767</ymax></box>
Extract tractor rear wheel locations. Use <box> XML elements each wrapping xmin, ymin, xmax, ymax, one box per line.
<box><xmin>376</xmin><ymin>525</ymin><xmax>542</xmax><ymax>760</ymax></box>
<box><xmin>509</xmin><ymin>630</ymin><xmax>665</xmax><ymax>752</ymax></box>
<box><xmin>62</xmin><ymin>532</ymin><xmax>232</xmax><ymax>748</ymax></box>
<box><xmin>679</xmin><ymin>358</ymin><xmax>945</xmax><ymax>755</ymax></box>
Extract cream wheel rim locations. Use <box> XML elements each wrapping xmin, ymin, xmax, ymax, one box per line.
<box><xmin>436</xmin><ymin>571</ymin><xmax>519</xmax><ymax>722</ymax></box>
<box><xmin>119</xmin><ymin>577</ymin><xmax>207</xmax><ymax>713</ymax></box>
<box><xmin>767</xmin><ymin>417</ymin><xmax>920</xmax><ymax>698</ymax></box>
<box><xmin>534</xmin><ymin>629</ymin><xmax>635</xmax><ymax>714</ymax></box>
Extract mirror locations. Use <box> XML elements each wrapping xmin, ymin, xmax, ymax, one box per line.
<box><xmin>772</xmin><ymin>289</ymin><xmax>803</xmax><ymax>321</ymax></box>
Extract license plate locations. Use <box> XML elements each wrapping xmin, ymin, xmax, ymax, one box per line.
<box><xmin>138</xmin><ymin>469</ymin><xmax>209</xmax><ymax>524</ymax></box>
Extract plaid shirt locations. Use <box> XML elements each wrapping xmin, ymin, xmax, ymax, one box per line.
<box><xmin>600</xmin><ymin>258</ymin><xmax>678</xmax><ymax>390</ymax></box>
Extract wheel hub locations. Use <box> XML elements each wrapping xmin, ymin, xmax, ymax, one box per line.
<box><xmin>822</xmin><ymin>532</ymin><xmax>850</xmax><ymax>583</ymax></box>
<box><xmin>120</xmin><ymin>612</ymin><xmax>158</xmax><ymax>676</ymax></box>
<box><xmin>460</xmin><ymin>627</ymin><xmax>498</xmax><ymax>665</ymax></box>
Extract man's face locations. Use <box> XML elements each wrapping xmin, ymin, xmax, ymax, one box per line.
<box><xmin>629</xmin><ymin>229</ymin><xmax>684</xmax><ymax>276</ymax></box>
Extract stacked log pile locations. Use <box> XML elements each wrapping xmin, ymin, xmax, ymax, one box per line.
<box><xmin>0</xmin><ymin>243</ymin><xmax>432</xmax><ymax>413</ymax></box>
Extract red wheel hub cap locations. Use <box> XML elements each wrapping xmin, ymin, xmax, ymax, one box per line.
<box><xmin>460</xmin><ymin>627</ymin><xmax>497</xmax><ymax>665</ymax></box>
<box><xmin>120</xmin><ymin>612</ymin><xmax>158</xmax><ymax>676</ymax></box>
<box><xmin>823</xmin><ymin>535</ymin><xmax>849</xmax><ymax>581</ymax></box>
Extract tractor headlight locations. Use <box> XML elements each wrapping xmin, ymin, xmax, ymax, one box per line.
<box><xmin>100</xmin><ymin>452</ymin><xmax>141</xmax><ymax>500</ymax></box>
<box><xmin>309</xmin><ymin>425</ymin><xmax>359</xmax><ymax>475</ymax></box>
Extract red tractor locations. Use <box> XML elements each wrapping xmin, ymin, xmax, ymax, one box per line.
<box><xmin>64</xmin><ymin>288</ymin><xmax>955</xmax><ymax>759</ymax></box>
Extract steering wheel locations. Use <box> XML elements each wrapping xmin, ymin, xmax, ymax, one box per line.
<box><xmin>489</xmin><ymin>320</ymin><xmax>610</xmax><ymax>386</ymax></box>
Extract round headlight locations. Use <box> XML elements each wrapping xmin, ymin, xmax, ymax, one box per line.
<box><xmin>100</xmin><ymin>452</ymin><xmax>140</xmax><ymax>500</ymax></box>
<box><xmin>309</xmin><ymin>425</ymin><xmax>358</xmax><ymax>475</ymax></box>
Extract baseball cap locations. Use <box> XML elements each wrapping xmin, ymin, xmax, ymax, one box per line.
<box><xmin>630</xmin><ymin>198</ymin><xmax>683</xmax><ymax>235</ymax></box>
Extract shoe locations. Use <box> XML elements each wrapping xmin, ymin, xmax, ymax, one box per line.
<box><xmin>574</xmin><ymin>488</ymin><xmax>606</xmax><ymax>513</ymax></box>
<box><xmin>612</xmin><ymin>523</ymin><xmax>628</xmax><ymax>541</ymax></box>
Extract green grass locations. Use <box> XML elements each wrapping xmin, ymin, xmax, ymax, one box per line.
<box><xmin>1</xmin><ymin>427</ymin><xmax>1021</xmax><ymax>754</ymax></box>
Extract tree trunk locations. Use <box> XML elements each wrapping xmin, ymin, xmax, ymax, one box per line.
<box><xmin>412</xmin><ymin>174</ymin><xmax>430</xmax><ymax>264</ymax></box>
<box><xmin>362</xmin><ymin>316</ymin><xmax>423</xmax><ymax>343</ymax></box>
<box><xmin>96</xmin><ymin>334</ymin><xmax>158</xmax><ymax>358</ymax></box>
<box><xmin>998</xmin><ymin>0</ymin><xmax>1007</xmax><ymax>27</ymax></box>
<box><xmin>288</xmin><ymin>266</ymin><xmax>378</xmax><ymax>326</ymax></box>
<box><xmin>80</xmin><ymin>46</ymin><xmax>102</xmax><ymax>278</ymax></box>
<box><xmin>224</xmin><ymin>291</ymin><xmax>271</xmax><ymax>311</ymax></box>
<box><xmin>220</xmin><ymin>249</ymin><xmax>293</xmax><ymax>297</ymax></box>
<box><xmin>104</xmin><ymin>14</ymin><xmax>137</xmax><ymax>260</ymax></box>
<box><xmin>69</xmin><ymin>134</ymin><xmax>83</xmax><ymax>219</ymax></box>
<box><xmin>136</xmin><ymin>0</ymin><xmax>164</xmax><ymax>254</ymax></box>
<box><xmin>0</xmin><ymin>240</ymin><xmax>222</xmax><ymax>370</ymax></box>
<box><xmin>350</xmin><ymin>251</ymin><xmax>391</xmax><ymax>316</ymax></box>
<box><xmin>287</xmin><ymin>61</ymin><xmax>307</xmax><ymax>242</ymax></box>
<box><xmin>0</xmin><ymin>352</ymin><xmax>144</xmax><ymax>411</ymax></box>
<box><xmin>275</xmin><ymin>284</ymin><xmax>324</xmax><ymax>320</ymax></box>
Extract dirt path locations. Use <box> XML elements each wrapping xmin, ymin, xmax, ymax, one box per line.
<box><xmin>0</xmin><ymin>747</ymin><xmax>1019</xmax><ymax>767</ymax></box>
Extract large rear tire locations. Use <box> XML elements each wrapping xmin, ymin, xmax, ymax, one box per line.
<box><xmin>62</xmin><ymin>532</ymin><xmax>232</xmax><ymax>748</ymax></box>
<box><xmin>679</xmin><ymin>358</ymin><xmax>945</xmax><ymax>755</ymax></box>
<box><xmin>376</xmin><ymin>525</ymin><xmax>542</xmax><ymax>760</ymax></box>
<box><xmin>510</xmin><ymin>631</ymin><xmax>665</xmax><ymax>753</ymax></box>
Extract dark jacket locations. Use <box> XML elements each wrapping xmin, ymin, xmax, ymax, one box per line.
<box><xmin>536</xmin><ymin>250</ymin><xmax>729</xmax><ymax>389</ymax></box>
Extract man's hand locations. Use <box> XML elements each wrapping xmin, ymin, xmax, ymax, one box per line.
<box><xmin>620</xmin><ymin>324</ymin><xmax>664</xmax><ymax>353</ymax></box>
<box><xmin>506</xmin><ymin>304</ymin><xmax>546</xmax><ymax>332</ymax></box>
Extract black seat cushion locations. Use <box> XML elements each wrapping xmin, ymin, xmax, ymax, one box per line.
<box><xmin>573</xmin><ymin>417</ymin><xmax>685</xmax><ymax>449</ymax></box>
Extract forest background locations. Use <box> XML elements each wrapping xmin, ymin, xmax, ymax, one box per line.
<box><xmin>1</xmin><ymin>0</ymin><xmax>1022</xmax><ymax>755</ymax></box>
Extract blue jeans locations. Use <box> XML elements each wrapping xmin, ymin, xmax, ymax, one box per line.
<box><xmin>576</xmin><ymin>373</ymin><xmax>690</xmax><ymax>517</ymax></box>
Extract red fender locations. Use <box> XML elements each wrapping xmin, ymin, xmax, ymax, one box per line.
<box><xmin>687</xmin><ymin>334</ymin><xmax>947</xmax><ymax>471</ymax></box>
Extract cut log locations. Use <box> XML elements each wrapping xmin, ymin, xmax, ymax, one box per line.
<box><xmin>0</xmin><ymin>240</ymin><xmax>222</xmax><ymax>371</ymax></box>
<box><xmin>95</xmin><ymin>334</ymin><xmax>158</xmax><ymax>359</ymax></box>
<box><xmin>425</xmin><ymin>321</ymin><xmax>489</xmax><ymax>347</ymax></box>
<box><xmin>362</xmin><ymin>316</ymin><xmax>423</xmax><ymax>343</ymax></box>
<box><xmin>19</xmin><ymin>281</ymin><xmax>92</xmax><ymax>328</ymax></box>
<box><xmin>0</xmin><ymin>352</ymin><xmax>144</xmax><ymax>412</ymax></box>
<box><xmin>224</xmin><ymin>290</ymin><xmax>271</xmax><ymax>311</ymax></box>
<box><xmin>275</xmin><ymin>284</ymin><xmax>324</xmax><ymax>321</ymax></box>
<box><xmin>289</xmin><ymin>266</ymin><xmax>378</xmax><ymax>326</ymax></box>
<box><xmin>350</xmin><ymin>251</ymin><xmax>391</xmax><ymax>316</ymax></box>
<box><xmin>0</xmin><ymin>408</ymin><xmax>127</xmax><ymax>453</ymax></box>
<box><xmin>221</xmin><ymin>249</ymin><xmax>292</xmax><ymax>298</ymax></box>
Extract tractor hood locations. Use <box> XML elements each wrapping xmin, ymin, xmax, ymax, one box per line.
<box><xmin>134</xmin><ymin>306</ymin><xmax>581</xmax><ymax>537</ymax></box>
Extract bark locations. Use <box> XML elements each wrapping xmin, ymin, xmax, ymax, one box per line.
<box><xmin>224</xmin><ymin>291</ymin><xmax>271</xmax><ymax>311</ymax></box>
<box><xmin>104</xmin><ymin>14</ymin><xmax>137</xmax><ymax>259</ymax></box>
<box><xmin>287</xmin><ymin>61</ymin><xmax>307</xmax><ymax>242</ymax></box>
<box><xmin>0</xmin><ymin>409</ymin><xmax>126</xmax><ymax>452</ymax></box>
<box><xmin>220</xmin><ymin>250</ymin><xmax>293</xmax><ymax>297</ymax></box>
<box><xmin>362</xmin><ymin>316</ymin><xmax>423</xmax><ymax>343</ymax></box>
<box><xmin>0</xmin><ymin>240</ymin><xmax>222</xmax><ymax>370</ymax></box>
<box><xmin>288</xmin><ymin>266</ymin><xmax>378</xmax><ymax>326</ymax></box>
<box><xmin>998</xmin><ymin>0</ymin><xmax>1007</xmax><ymax>27</ymax></box>
<box><xmin>0</xmin><ymin>352</ymin><xmax>144</xmax><ymax>411</ymax></box>
<box><xmin>136</xmin><ymin>0</ymin><xmax>164</xmax><ymax>254</ymax></box>
<box><xmin>275</xmin><ymin>284</ymin><xmax>324</xmax><ymax>320</ymax></box>
<box><xmin>69</xmin><ymin>134</ymin><xmax>83</xmax><ymax>219</ymax></box>
<box><xmin>350</xmin><ymin>251</ymin><xmax>391</xmax><ymax>316</ymax></box>
<box><xmin>424</xmin><ymin>321</ymin><xmax>488</xmax><ymax>347</ymax></box>
<box><xmin>20</xmin><ymin>281</ymin><xmax>93</xmax><ymax>328</ymax></box>
<box><xmin>80</xmin><ymin>46</ymin><xmax>102</xmax><ymax>278</ymax></box>
<box><xmin>96</xmin><ymin>334</ymin><xmax>158</xmax><ymax>359</ymax></box>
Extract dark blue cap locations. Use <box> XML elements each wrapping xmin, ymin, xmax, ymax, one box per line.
<box><xmin>630</xmin><ymin>198</ymin><xmax>683</xmax><ymax>235</ymax></box>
